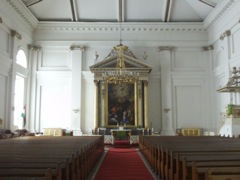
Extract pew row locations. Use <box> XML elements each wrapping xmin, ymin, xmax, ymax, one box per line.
<box><xmin>139</xmin><ymin>135</ymin><xmax>240</xmax><ymax>180</ymax></box>
<box><xmin>0</xmin><ymin>136</ymin><xmax>104</xmax><ymax>180</ymax></box>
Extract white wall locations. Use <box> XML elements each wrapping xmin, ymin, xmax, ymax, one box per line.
<box><xmin>205</xmin><ymin>0</ymin><xmax>240</xmax><ymax>134</ymax></box>
<box><xmin>2</xmin><ymin>0</ymin><xmax>240</xmax><ymax>135</ymax></box>
<box><xmin>0</xmin><ymin>0</ymin><xmax>36</xmax><ymax>130</ymax></box>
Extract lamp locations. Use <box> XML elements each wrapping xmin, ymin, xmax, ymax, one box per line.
<box><xmin>102</xmin><ymin>24</ymin><xmax>139</xmax><ymax>84</ymax></box>
<box><xmin>217</xmin><ymin>67</ymin><xmax>240</xmax><ymax>93</ymax></box>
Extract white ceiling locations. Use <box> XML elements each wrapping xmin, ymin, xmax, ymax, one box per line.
<box><xmin>21</xmin><ymin>0</ymin><xmax>221</xmax><ymax>23</ymax></box>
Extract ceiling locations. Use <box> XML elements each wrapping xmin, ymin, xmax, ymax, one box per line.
<box><xmin>21</xmin><ymin>0</ymin><xmax>221</xmax><ymax>23</ymax></box>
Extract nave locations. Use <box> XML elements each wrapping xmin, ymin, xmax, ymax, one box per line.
<box><xmin>0</xmin><ymin>135</ymin><xmax>157</xmax><ymax>180</ymax></box>
<box><xmin>1</xmin><ymin>135</ymin><xmax>240</xmax><ymax>180</ymax></box>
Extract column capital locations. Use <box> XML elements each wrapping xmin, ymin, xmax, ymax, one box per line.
<box><xmin>11</xmin><ymin>30</ymin><xmax>22</xmax><ymax>40</ymax></box>
<box><xmin>220</xmin><ymin>30</ymin><xmax>231</xmax><ymax>40</ymax></box>
<box><xmin>94</xmin><ymin>80</ymin><xmax>100</xmax><ymax>84</ymax></box>
<box><xmin>28</xmin><ymin>45</ymin><xmax>41</xmax><ymax>51</ymax></box>
<box><xmin>70</xmin><ymin>45</ymin><xmax>85</xmax><ymax>51</ymax></box>
<box><xmin>202</xmin><ymin>44</ymin><xmax>214</xmax><ymax>51</ymax></box>
<box><xmin>143</xmin><ymin>80</ymin><xmax>149</xmax><ymax>86</ymax></box>
<box><xmin>158</xmin><ymin>46</ymin><xmax>175</xmax><ymax>52</ymax></box>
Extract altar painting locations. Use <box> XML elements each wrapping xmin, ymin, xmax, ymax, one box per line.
<box><xmin>107</xmin><ymin>83</ymin><xmax>135</xmax><ymax>126</ymax></box>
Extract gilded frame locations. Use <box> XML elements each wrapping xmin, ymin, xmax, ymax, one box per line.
<box><xmin>106</xmin><ymin>83</ymin><xmax>136</xmax><ymax>127</ymax></box>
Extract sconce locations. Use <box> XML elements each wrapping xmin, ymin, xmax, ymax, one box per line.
<box><xmin>73</xmin><ymin>109</ymin><xmax>80</xmax><ymax>113</ymax></box>
<box><xmin>142</xmin><ymin>51</ymin><xmax>148</xmax><ymax>61</ymax></box>
<box><xmin>94</xmin><ymin>51</ymin><xmax>99</xmax><ymax>61</ymax></box>
<box><xmin>164</xmin><ymin>108</ymin><xmax>170</xmax><ymax>113</ymax></box>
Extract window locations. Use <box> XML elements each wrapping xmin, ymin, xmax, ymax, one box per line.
<box><xmin>14</xmin><ymin>75</ymin><xmax>25</xmax><ymax>129</ymax></box>
<box><xmin>14</xmin><ymin>49</ymin><xmax>27</xmax><ymax>129</ymax></box>
<box><xmin>16</xmin><ymin>49</ymin><xmax>27</xmax><ymax>68</ymax></box>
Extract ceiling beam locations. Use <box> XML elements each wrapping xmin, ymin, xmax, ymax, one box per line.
<box><xmin>163</xmin><ymin>0</ymin><xmax>172</xmax><ymax>22</ymax></box>
<box><xmin>70</xmin><ymin>0</ymin><xmax>78</xmax><ymax>21</ymax></box>
<box><xmin>25</xmin><ymin>0</ymin><xmax>43</xmax><ymax>7</ymax></box>
<box><xmin>199</xmin><ymin>0</ymin><xmax>216</xmax><ymax>8</ymax></box>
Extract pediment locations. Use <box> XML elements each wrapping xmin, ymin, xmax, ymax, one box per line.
<box><xmin>90</xmin><ymin>45</ymin><xmax>152</xmax><ymax>71</ymax></box>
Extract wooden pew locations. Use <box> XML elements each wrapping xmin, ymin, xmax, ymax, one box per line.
<box><xmin>139</xmin><ymin>136</ymin><xmax>240</xmax><ymax>180</ymax></box>
<box><xmin>174</xmin><ymin>152</ymin><xmax>240</xmax><ymax>180</ymax></box>
<box><xmin>0</xmin><ymin>136</ymin><xmax>104</xmax><ymax>180</ymax></box>
<box><xmin>0</xmin><ymin>168</ymin><xmax>53</xmax><ymax>180</ymax></box>
<box><xmin>204</xmin><ymin>167</ymin><xmax>240</xmax><ymax>180</ymax></box>
<box><xmin>191</xmin><ymin>161</ymin><xmax>240</xmax><ymax>180</ymax></box>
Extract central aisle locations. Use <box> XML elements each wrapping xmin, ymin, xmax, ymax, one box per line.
<box><xmin>93</xmin><ymin>147</ymin><xmax>155</xmax><ymax>180</ymax></box>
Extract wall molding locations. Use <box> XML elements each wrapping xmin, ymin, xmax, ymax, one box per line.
<box><xmin>36</xmin><ymin>22</ymin><xmax>206</xmax><ymax>33</ymax></box>
<box><xmin>6</xmin><ymin>0</ymin><xmax>38</xmax><ymax>29</ymax></box>
<box><xmin>0</xmin><ymin>55</ymin><xmax>12</xmax><ymax>76</ymax></box>
<box><xmin>204</xmin><ymin>0</ymin><xmax>235</xmax><ymax>30</ymax></box>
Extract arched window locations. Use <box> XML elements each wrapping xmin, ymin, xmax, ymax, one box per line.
<box><xmin>16</xmin><ymin>49</ymin><xmax>27</xmax><ymax>68</ymax></box>
<box><xmin>14</xmin><ymin>49</ymin><xmax>27</xmax><ymax>129</ymax></box>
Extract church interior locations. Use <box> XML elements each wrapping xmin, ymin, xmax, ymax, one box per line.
<box><xmin>0</xmin><ymin>0</ymin><xmax>240</xmax><ymax>179</ymax></box>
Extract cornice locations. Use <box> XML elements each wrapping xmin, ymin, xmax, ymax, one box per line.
<box><xmin>6</xmin><ymin>0</ymin><xmax>38</xmax><ymax>29</ymax></box>
<box><xmin>35</xmin><ymin>22</ymin><xmax>206</xmax><ymax>33</ymax></box>
<box><xmin>204</xmin><ymin>0</ymin><xmax>236</xmax><ymax>30</ymax></box>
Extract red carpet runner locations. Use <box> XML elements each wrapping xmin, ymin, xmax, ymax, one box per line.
<box><xmin>94</xmin><ymin>148</ymin><xmax>154</xmax><ymax>180</ymax></box>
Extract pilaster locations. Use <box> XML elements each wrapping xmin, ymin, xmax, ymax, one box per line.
<box><xmin>70</xmin><ymin>45</ymin><xmax>85</xmax><ymax>133</ymax></box>
<box><xmin>8</xmin><ymin>30</ymin><xmax>21</xmax><ymax>130</ymax></box>
<box><xmin>220</xmin><ymin>30</ymin><xmax>232</xmax><ymax>103</ymax></box>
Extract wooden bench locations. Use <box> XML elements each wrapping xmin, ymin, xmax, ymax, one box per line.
<box><xmin>191</xmin><ymin>161</ymin><xmax>240</xmax><ymax>180</ymax></box>
<box><xmin>139</xmin><ymin>136</ymin><xmax>240</xmax><ymax>180</ymax></box>
<box><xmin>204</xmin><ymin>167</ymin><xmax>240</xmax><ymax>180</ymax></box>
<box><xmin>0</xmin><ymin>136</ymin><xmax>104</xmax><ymax>180</ymax></box>
<box><xmin>174</xmin><ymin>152</ymin><xmax>240</xmax><ymax>180</ymax></box>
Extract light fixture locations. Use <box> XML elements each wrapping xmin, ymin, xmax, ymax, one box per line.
<box><xmin>101</xmin><ymin>23</ymin><xmax>139</xmax><ymax>84</ymax></box>
<box><xmin>217</xmin><ymin>67</ymin><xmax>240</xmax><ymax>93</ymax></box>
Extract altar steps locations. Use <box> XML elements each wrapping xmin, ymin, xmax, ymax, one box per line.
<box><xmin>114</xmin><ymin>140</ymin><xmax>131</xmax><ymax>148</ymax></box>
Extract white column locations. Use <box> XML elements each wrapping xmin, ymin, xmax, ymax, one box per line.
<box><xmin>70</xmin><ymin>45</ymin><xmax>85</xmax><ymax>134</ymax></box>
<box><xmin>27</xmin><ymin>45</ymin><xmax>41</xmax><ymax>133</ymax></box>
<box><xmin>159</xmin><ymin>46</ymin><xmax>175</xmax><ymax>135</ymax></box>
